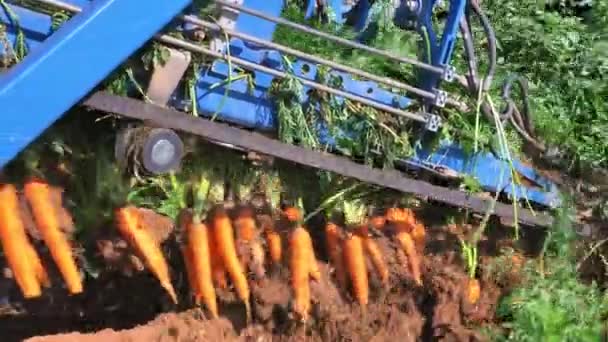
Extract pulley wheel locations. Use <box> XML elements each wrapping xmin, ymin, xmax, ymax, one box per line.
<box><xmin>140</xmin><ymin>128</ymin><xmax>184</xmax><ymax>175</ymax></box>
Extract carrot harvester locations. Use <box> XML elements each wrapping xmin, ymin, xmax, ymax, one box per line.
<box><xmin>0</xmin><ymin>0</ymin><xmax>560</xmax><ymax>228</ymax></box>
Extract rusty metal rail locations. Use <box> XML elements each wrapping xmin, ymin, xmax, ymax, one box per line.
<box><xmin>83</xmin><ymin>92</ymin><xmax>553</xmax><ymax>228</ymax></box>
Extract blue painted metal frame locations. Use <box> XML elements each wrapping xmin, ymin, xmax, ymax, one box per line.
<box><xmin>0</xmin><ymin>0</ymin><xmax>192</xmax><ymax>168</ymax></box>
<box><xmin>0</xmin><ymin>0</ymin><xmax>561</xmax><ymax>208</ymax></box>
<box><xmin>191</xmin><ymin>0</ymin><xmax>559</xmax><ymax>207</ymax></box>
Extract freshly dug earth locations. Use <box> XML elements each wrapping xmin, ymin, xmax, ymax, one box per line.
<box><xmin>1</xmin><ymin>220</ymin><xmax>512</xmax><ymax>342</ymax></box>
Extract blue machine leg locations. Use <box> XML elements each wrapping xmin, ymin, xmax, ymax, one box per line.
<box><xmin>0</xmin><ymin>0</ymin><xmax>192</xmax><ymax>168</ymax></box>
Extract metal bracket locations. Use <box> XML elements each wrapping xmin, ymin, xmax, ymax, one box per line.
<box><xmin>434</xmin><ymin>89</ymin><xmax>447</xmax><ymax>107</ymax></box>
<box><xmin>424</xmin><ymin>113</ymin><xmax>442</xmax><ymax>132</ymax></box>
<box><xmin>210</xmin><ymin>0</ymin><xmax>244</xmax><ymax>53</ymax></box>
<box><xmin>146</xmin><ymin>47</ymin><xmax>192</xmax><ymax>106</ymax></box>
<box><xmin>442</xmin><ymin>65</ymin><xmax>455</xmax><ymax>82</ymax></box>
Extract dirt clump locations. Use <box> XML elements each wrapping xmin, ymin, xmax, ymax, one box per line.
<box><xmin>24</xmin><ymin>310</ymin><xmax>237</xmax><ymax>342</ymax></box>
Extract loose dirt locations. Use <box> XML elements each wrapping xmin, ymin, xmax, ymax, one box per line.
<box><xmin>1</xmin><ymin>209</ymin><xmax>526</xmax><ymax>342</ymax></box>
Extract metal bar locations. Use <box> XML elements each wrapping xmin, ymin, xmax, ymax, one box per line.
<box><xmin>157</xmin><ymin>35</ymin><xmax>429</xmax><ymax>123</ymax></box>
<box><xmin>83</xmin><ymin>92</ymin><xmax>553</xmax><ymax>228</ymax></box>
<box><xmin>214</xmin><ymin>0</ymin><xmax>446</xmax><ymax>76</ymax></box>
<box><xmin>22</xmin><ymin>0</ymin><xmax>444</xmax><ymax>116</ymax></box>
<box><xmin>182</xmin><ymin>15</ymin><xmax>430</xmax><ymax>101</ymax></box>
<box><xmin>0</xmin><ymin>0</ymin><xmax>192</xmax><ymax>168</ymax></box>
<box><xmin>30</xmin><ymin>0</ymin><xmax>82</xmax><ymax>12</ymax></box>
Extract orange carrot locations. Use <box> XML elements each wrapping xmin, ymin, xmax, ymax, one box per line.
<box><xmin>212</xmin><ymin>208</ymin><xmax>250</xmax><ymax>320</ymax></box>
<box><xmin>467</xmin><ymin>278</ymin><xmax>480</xmax><ymax>304</ymax></box>
<box><xmin>181</xmin><ymin>246</ymin><xmax>200</xmax><ymax>302</ymax></box>
<box><xmin>187</xmin><ymin>220</ymin><xmax>218</xmax><ymax>318</ymax></box>
<box><xmin>235</xmin><ymin>208</ymin><xmax>257</xmax><ymax>242</ymax></box>
<box><xmin>343</xmin><ymin>232</ymin><xmax>368</xmax><ymax>307</ymax></box>
<box><xmin>385</xmin><ymin>208</ymin><xmax>415</xmax><ymax>224</ymax></box>
<box><xmin>234</xmin><ymin>211</ymin><xmax>258</xmax><ymax>270</ymax></box>
<box><xmin>24</xmin><ymin>180</ymin><xmax>82</xmax><ymax>295</ymax></box>
<box><xmin>303</xmin><ymin>228</ymin><xmax>320</xmax><ymax>281</ymax></box>
<box><xmin>266</xmin><ymin>228</ymin><xmax>282</xmax><ymax>265</ymax></box>
<box><xmin>411</xmin><ymin>222</ymin><xmax>426</xmax><ymax>253</ymax></box>
<box><xmin>25</xmin><ymin>242</ymin><xmax>51</xmax><ymax>288</ymax></box>
<box><xmin>357</xmin><ymin>226</ymin><xmax>388</xmax><ymax>287</ymax></box>
<box><xmin>0</xmin><ymin>184</ymin><xmax>42</xmax><ymax>298</ymax></box>
<box><xmin>289</xmin><ymin>226</ymin><xmax>312</xmax><ymax>321</ymax></box>
<box><xmin>283</xmin><ymin>206</ymin><xmax>302</xmax><ymax>223</ymax></box>
<box><xmin>207</xmin><ymin>225</ymin><xmax>228</xmax><ymax>289</ymax></box>
<box><xmin>115</xmin><ymin>206</ymin><xmax>177</xmax><ymax>304</ymax></box>
<box><xmin>395</xmin><ymin>229</ymin><xmax>422</xmax><ymax>286</ymax></box>
<box><xmin>260</xmin><ymin>215</ymin><xmax>282</xmax><ymax>265</ymax></box>
<box><xmin>178</xmin><ymin>211</ymin><xmax>199</xmax><ymax>301</ymax></box>
<box><xmin>325</xmin><ymin>222</ymin><xmax>346</xmax><ymax>288</ymax></box>
<box><xmin>249</xmin><ymin>239</ymin><xmax>266</xmax><ymax>280</ymax></box>
<box><xmin>369</xmin><ymin>215</ymin><xmax>386</xmax><ymax>231</ymax></box>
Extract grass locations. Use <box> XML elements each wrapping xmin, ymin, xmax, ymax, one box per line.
<box><xmin>493</xmin><ymin>201</ymin><xmax>608</xmax><ymax>341</ymax></box>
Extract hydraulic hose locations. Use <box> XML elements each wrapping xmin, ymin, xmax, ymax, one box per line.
<box><xmin>469</xmin><ymin>0</ymin><xmax>497</xmax><ymax>92</ymax></box>
<box><xmin>460</xmin><ymin>0</ymin><xmax>546</xmax><ymax>153</ymax></box>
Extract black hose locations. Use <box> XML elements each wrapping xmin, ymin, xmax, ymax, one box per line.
<box><xmin>502</xmin><ymin>74</ymin><xmax>535</xmax><ymax>135</ymax></box>
<box><xmin>469</xmin><ymin>0</ymin><xmax>497</xmax><ymax>92</ymax></box>
<box><xmin>459</xmin><ymin>15</ymin><xmax>479</xmax><ymax>94</ymax></box>
<box><xmin>459</xmin><ymin>1</ymin><xmax>546</xmax><ymax>153</ymax></box>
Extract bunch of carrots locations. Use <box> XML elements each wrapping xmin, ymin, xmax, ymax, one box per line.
<box><xmin>0</xmin><ymin>180</ymin><xmax>83</xmax><ymax>299</ymax></box>
<box><xmin>112</xmin><ymin>173</ymin><xmax>281</xmax><ymax>321</ymax></box>
<box><xmin>322</xmin><ymin>203</ymin><xmax>426</xmax><ymax>310</ymax></box>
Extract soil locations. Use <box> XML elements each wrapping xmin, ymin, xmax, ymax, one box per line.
<box><xmin>0</xmin><ymin>206</ymin><xmax>532</xmax><ymax>342</ymax></box>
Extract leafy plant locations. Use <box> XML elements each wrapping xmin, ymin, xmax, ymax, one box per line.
<box><xmin>496</xmin><ymin>201</ymin><xmax>608</xmax><ymax>341</ymax></box>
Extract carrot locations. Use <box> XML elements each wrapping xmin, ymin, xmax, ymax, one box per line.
<box><xmin>25</xmin><ymin>242</ymin><xmax>51</xmax><ymax>288</ymax></box>
<box><xmin>187</xmin><ymin>220</ymin><xmax>218</xmax><ymax>318</ymax></box>
<box><xmin>260</xmin><ymin>215</ymin><xmax>282</xmax><ymax>265</ymax></box>
<box><xmin>181</xmin><ymin>246</ymin><xmax>199</xmax><ymax>302</ymax></box>
<box><xmin>115</xmin><ymin>206</ymin><xmax>177</xmax><ymax>304</ymax></box>
<box><xmin>385</xmin><ymin>208</ymin><xmax>414</xmax><ymax>224</ymax></box>
<box><xmin>235</xmin><ymin>209</ymin><xmax>257</xmax><ymax>242</ymax></box>
<box><xmin>411</xmin><ymin>222</ymin><xmax>426</xmax><ymax>253</ymax></box>
<box><xmin>343</xmin><ymin>232</ymin><xmax>368</xmax><ymax>307</ymax></box>
<box><xmin>266</xmin><ymin>228</ymin><xmax>282</xmax><ymax>265</ymax></box>
<box><xmin>303</xmin><ymin>228</ymin><xmax>320</xmax><ymax>281</ymax></box>
<box><xmin>283</xmin><ymin>206</ymin><xmax>302</xmax><ymax>223</ymax></box>
<box><xmin>395</xmin><ymin>229</ymin><xmax>422</xmax><ymax>286</ymax></box>
<box><xmin>207</xmin><ymin>225</ymin><xmax>228</xmax><ymax>289</ymax></box>
<box><xmin>0</xmin><ymin>184</ymin><xmax>42</xmax><ymax>298</ymax></box>
<box><xmin>212</xmin><ymin>208</ymin><xmax>250</xmax><ymax>321</ymax></box>
<box><xmin>357</xmin><ymin>226</ymin><xmax>388</xmax><ymax>287</ymax></box>
<box><xmin>467</xmin><ymin>278</ymin><xmax>480</xmax><ymax>304</ymax></box>
<box><xmin>24</xmin><ymin>180</ymin><xmax>82</xmax><ymax>295</ymax></box>
<box><xmin>234</xmin><ymin>210</ymin><xmax>258</xmax><ymax>271</ymax></box>
<box><xmin>325</xmin><ymin>222</ymin><xmax>346</xmax><ymax>288</ymax></box>
<box><xmin>369</xmin><ymin>215</ymin><xmax>386</xmax><ymax>231</ymax></box>
<box><xmin>178</xmin><ymin>210</ymin><xmax>199</xmax><ymax>301</ymax></box>
<box><xmin>289</xmin><ymin>226</ymin><xmax>312</xmax><ymax>321</ymax></box>
<box><xmin>249</xmin><ymin>239</ymin><xmax>266</xmax><ymax>280</ymax></box>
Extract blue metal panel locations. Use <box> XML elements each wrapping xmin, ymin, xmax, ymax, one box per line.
<box><xmin>0</xmin><ymin>5</ymin><xmax>53</xmax><ymax>57</ymax></box>
<box><xmin>195</xmin><ymin>37</ymin><xmax>412</xmax><ymax>129</ymax></box>
<box><xmin>0</xmin><ymin>1</ymin><xmax>94</xmax><ymax>57</ymax></box>
<box><xmin>0</xmin><ymin>0</ymin><xmax>192</xmax><ymax>168</ymax></box>
<box><xmin>195</xmin><ymin>1</ymin><xmax>411</xmax><ymax>129</ymax></box>
<box><xmin>236</xmin><ymin>0</ymin><xmax>285</xmax><ymax>42</ymax></box>
<box><xmin>408</xmin><ymin>142</ymin><xmax>561</xmax><ymax>207</ymax></box>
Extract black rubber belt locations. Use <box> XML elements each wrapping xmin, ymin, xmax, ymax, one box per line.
<box><xmin>83</xmin><ymin>92</ymin><xmax>554</xmax><ymax>227</ymax></box>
